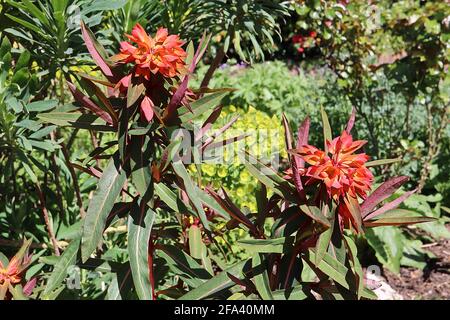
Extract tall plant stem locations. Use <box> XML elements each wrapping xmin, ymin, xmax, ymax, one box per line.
<box><xmin>50</xmin><ymin>131</ymin><xmax>65</xmax><ymax>221</ymax></box>
<box><xmin>35</xmin><ymin>184</ymin><xmax>60</xmax><ymax>256</ymax></box>
<box><xmin>61</xmin><ymin>142</ymin><xmax>86</xmax><ymax>219</ymax></box>
<box><xmin>418</xmin><ymin>104</ymin><xmax>448</xmax><ymax>192</ymax></box>
<box><xmin>200</xmin><ymin>45</ymin><xmax>226</xmax><ymax>91</ymax></box>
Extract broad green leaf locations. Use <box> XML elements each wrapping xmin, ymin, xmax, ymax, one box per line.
<box><xmin>8</xmin><ymin>284</ymin><xmax>28</xmax><ymax>300</ymax></box>
<box><xmin>37</xmin><ymin>112</ymin><xmax>114</xmax><ymax>132</ymax></box>
<box><xmin>417</xmin><ymin>220</ymin><xmax>450</xmax><ymax>240</ymax></box>
<box><xmin>242</xmin><ymin>152</ymin><xmax>295</xmax><ymax>201</ymax></box>
<box><xmin>366</xmin><ymin>158</ymin><xmax>401</xmax><ymax>167</ymax></box>
<box><xmin>42</xmin><ymin>237</ymin><xmax>80</xmax><ymax>298</ymax></box>
<box><xmin>128</xmin><ymin>203</ymin><xmax>156</xmax><ymax>300</ymax></box>
<box><xmin>252</xmin><ymin>253</ymin><xmax>273</xmax><ymax>300</ymax></box>
<box><xmin>365</xmin><ymin>227</ymin><xmax>403</xmax><ymax>273</ymax></box>
<box><xmin>81</xmin><ymin>154</ymin><xmax>127</xmax><ymax>262</ymax></box>
<box><xmin>315</xmin><ymin>214</ymin><xmax>334</xmax><ymax>266</ymax></box>
<box><xmin>272</xmin><ymin>285</ymin><xmax>310</xmax><ymax>300</ymax></box>
<box><xmin>156</xmin><ymin>244</ymin><xmax>212</xmax><ymax>288</ymax></box>
<box><xmin>197</xmin><ymin>189</ymin><xmax>230</xmax><ymax>220</ymax></box>
<box><xmin>127</xmin><ymin>81</ymin><xmax>145</xmax><ymax>108</ymax></box>
<box><xmin>0</xmin><ymin>252</ymin><xmax>9</xmax><ymax>267</ymax></box>
<box><xmin>300</xmin><ymin>205</ymin><xmax>331</xmax><ymax>228</ymax></box>
<box><xmin>305</xmin><ymin>249</ymin><xmax>350</xmax><ymax>289</ymax></box>
<box><xmin>238</xmin><ymin>237</ymin><xmax>291</xmax><ymax>253</ymax></box>
<box><xmin>188</xmin><ymin>225</ymin><xmax>204</xmax><ymax>260</ymax></box>
<box><xmin>154</xmin><ymin>182</ymin><xmax>194</xmax><ymax>215</ymax></box>
<box><xmin>41</xmin><ymin>285</ymin><xmax>65</xmax><ymax>300</ymax></box>
<box><xmin>106</xmin><ymin>266</ymin><xmax>132</xmax><ymax>300</ymax></box>
<box><xmin>26</xmin><ymin>100</ymin><xmax>58</xmax><ymax>113</ymax></box>
<box><xmin>130</xmin><ymin>135</ymin><xmax>153</xmax><ymax>200</ymax></box>
<box><xmin>179</xmin><ymin>260</ymin><xmax>248</xmax><ymax>300</ymax></box>
<box><xmin>179</xmin><ymin>91</ymin><xmax>229</xmax><ymax>123</ymax></box>
<box><xmin>364</xmin><ymin>216</ymin><xmax>435</xmax><ymax>227</ymax></box>
<box><xmin>400</xmin><ymin>240</ymin><xmax>428</xmax><ymax>270</ymax></box>
<box><xmin>16</xmin><ymin>50</ymin><xmax>31</xmax><ymax>70</ymax></box>
<box><xmin>172</xmin><ymin>161</ymin><xmax>210</xmax><ymax>230</ymax></box>
<box><xmin>343</xmin><ymin>235</ymin><xmax>364</xmax><ymax>299</ymax></box>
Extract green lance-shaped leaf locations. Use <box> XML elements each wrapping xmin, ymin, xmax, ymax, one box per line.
<box><xmin>179</xmin><ymin>260</ymin><xmax>248</xmax><ymax>300</ymax></box>
<box><xmin>156</xmin><ymin>244</ymin><xmax>212</xmax><ymax>288</ymax></box>
<box><xmin>8</xmin><ymin>284</ymin><xmax>28</xmax><ymax>300</ymax></box>
<box><xmin>128</xmin><ymin>202</ymin><xmax>156</xmax><ymax>300</ymax></box>
<box><xmin>154</xmin><ymin>182</ymin><xmax>195</xmax><ymax>215</ymax></box>
<box><xmin>42</xmin><ymin>237</ymin><xmax>81</xmax><ymax>298</ymax></box>
<box><xmin>364</xmin><ymin>216</ymin><xmax>435</xmax><ymax>227</ymax></box>
<box><xmin>188</xmin><ymin>225</ymin><xmax>213</xmax><ymax>275</ymax></box>
<box><xmin>242</xmin><ymin>151</ymin><xmax>296</xmax><ymax>202</ymax></box>
<box><xmin>172</xmin><ymin>161</ymin><xmax>210</xmax><ymax>230</ymax></box>
<box><xmin>26</xmin><ymin>99</ymin><xmax>58</xmax><ymax>112</ymax></box>
<box><xmin>179</xmin><ymin>91</ymin><xmax>229</xmax><ymax>123</ymax></box>
<box><xmin>81</xmin><ymin>153</ymin><xmax>127</xmax><ymax>262</ymax></box>
<box><xmin>37</xmin><ymin>112</ymin><xmax>115</xmax><ymax>132</ymax></box>
<box><xmin>0</xmin><ymin>252</ymin><xmax>8</xmax><ymax>267</ymax></box>
<box><xmin>252</xmin><ymin>253</ymin><xmax>273</xmax><ymax>300</ymax></box>
<box><xmin>299</xmin><ymin>205</ymin><xmax>331</xmax><ymax>228</ymax></box>
<box><xmin>130</xmin><ymin>135</ymin><xmax>153</xmax><ymax>200</ymax></box>
<box><xmin>305</xmin><ymin>249</ymin><xmax>351</xmax><ymax>290</ymax></box>
<box><xmin>238</xmin><ymin>237</ymin><xmax>292</xmax><ymax>254</ymax></box>
<box><xmin>343</xmin><ymin>235</ymin><xmax>364</xmax><ymax>299</ymax></box>
<box><xmin>315</xmin><ymin>212</ymin><xmax>335</xmax><ymax>266</ymax></box>
<box><xmin>197</xmin><ymin>189</ymin><xmax>230</xmax><ymax>220</ymax></box>
<box><xmin>106</xmin><ymin>265</ymin><xmax>132</xmax><ymax>300</ymax></box>
<box><xmin>188</xmin><ymin>225</ymin><xmax>204</xmax><ymax>260</ymax></box>
<box><xmin>272</xmin><ymin>285</ymin><xmax>311</xmax><ymax>300</ymax></box>
<box><xmin>365</xmin><ymin>158</ymin><xmax>401</xmax><ymax>167</ymax></box>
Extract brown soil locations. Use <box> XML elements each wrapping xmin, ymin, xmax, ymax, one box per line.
<box><xmin>383</xmin><ymin>229</ymin><xmax>450</xmax><ymax>300</ymax></box>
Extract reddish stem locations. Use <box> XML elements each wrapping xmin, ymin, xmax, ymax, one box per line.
<box><xmin>35</xmin><ymin>184</ymin><xmax>60</xmax><ymax>256</ymax></box>
<box><xmin>148</xmin><ymin>237</ymin><xmax>156</xmax><ymax>300</ymax></box>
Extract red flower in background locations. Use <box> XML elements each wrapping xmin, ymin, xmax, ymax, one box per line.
<box><xmin>292</xmin><ymin>34</ymin><xmax>304</xmax><ymax>44</ymax></box>
<box><xmin>113</xmin><ymin>24</ymin><xmax>187</xmax><ymax>79</ymax></box>
<box><xmin>298</xmin><ymin>130</ymin><xmax>373</xmax><ymax>201</ymax></box>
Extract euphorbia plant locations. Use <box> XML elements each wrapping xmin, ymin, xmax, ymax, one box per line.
<box><xmin>37</xmin><ymin>21</ymin><xmax>434</xmax><ymax>300</ymax></box>
<box><xmin>188</xmin><ymin>108</ymin><xmax>435</xmax><ymax>300</ymax></box>
<box><xmin>38</xmin><ymin>22</ymin><xmax>242</xmax><ymax>299</ymax></box>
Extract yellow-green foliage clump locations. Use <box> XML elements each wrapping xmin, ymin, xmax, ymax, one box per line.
<box><xmin>192</xmin><ymin>105</ymin><xmax>287</xmax><ymax>212</ymax></box>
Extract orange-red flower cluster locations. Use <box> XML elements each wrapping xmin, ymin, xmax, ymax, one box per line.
<box><xmin>113</xmin><ymin>24</ymin><xmax>187</xmax><ymax>79</ymax></box>
<box><xmin>112</xmin><ymin>24</ymin><xmax>187</xmax><ymax>123</ymax></box>
<box><xmin>298</xmin><ymin>130</ymin><xmax>373</xmax><ymax>201</ymax></box>
<box><xmin>0</xmin><ymin>240</ymin><xmax>34</xmax><ymax>299</ymax></box>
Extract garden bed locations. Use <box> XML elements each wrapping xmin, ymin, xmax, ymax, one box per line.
<box><xmin>384</xmin><ymin>224</ymin><xmax>450</xmax><ymax>300</ymax></box>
